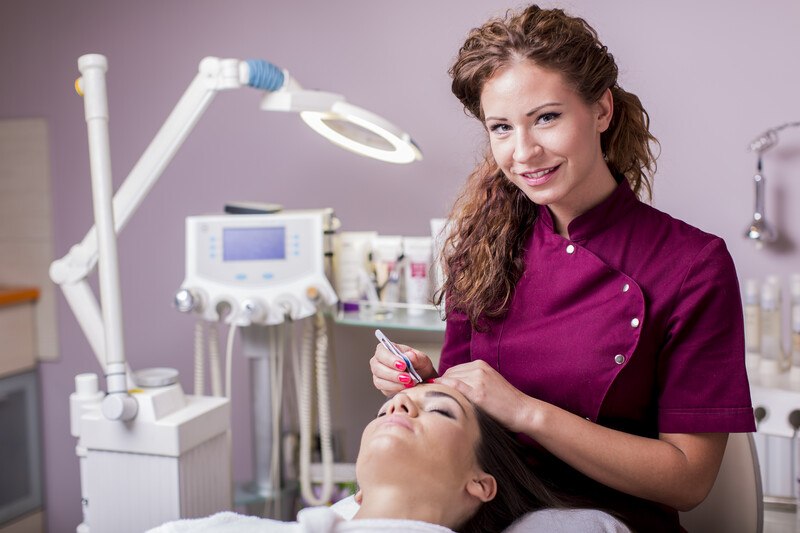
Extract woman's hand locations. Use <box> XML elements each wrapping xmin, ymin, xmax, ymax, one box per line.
<box><xmin>369</xmin><ymin>343</ymin><xmax>437</xmax><ymax>396</ymax></box>
<box><xmin>436</xmin><ymin>359</ymin><xmax>531</xmax><ymax>432</ymax></box>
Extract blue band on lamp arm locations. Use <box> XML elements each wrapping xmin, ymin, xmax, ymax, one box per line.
<box><xmin>246</xmin><ymin>60</ymin><xmax>285</xmax><ymax>91</ymax></box>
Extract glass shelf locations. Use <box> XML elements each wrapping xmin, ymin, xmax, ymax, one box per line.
<box><xmin>334</xmin><ymin>301</ymin><xmax>446</xmax><ymax>332</ymax></box>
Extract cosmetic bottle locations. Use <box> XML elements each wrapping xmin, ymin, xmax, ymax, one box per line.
<box><xmin>791</xmin><ymin>275</ymin><xmax>800</xmax><ymax>383</ymax></box>
<box><xmin>759</xmin><ymin>278</ymin><xmax>783</xmax><ymax>374</ymax></box>
<box><xmin>790</xmin><ymin>306</ymin><xmax>800</xmax><ymax>383</ymax></box>
<box><xmin>402</xmin><ymin>237</ymin><xmax>433</xmax><ymax>316</ymax></box>
<box><xmin>743</xmin><ymin>279</ymin><xmax>761</xmax><ymax>372</ymax></box>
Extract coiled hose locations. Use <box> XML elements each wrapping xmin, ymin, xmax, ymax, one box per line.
<box><xmin>298</xmin><ymin>312</ymin><xmax>334</xmax><ymax>505</ymax></box>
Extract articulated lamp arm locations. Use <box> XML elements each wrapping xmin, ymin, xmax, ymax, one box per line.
<box><xmin>50</xmin><ymin>53</ymin><xmax>421</xmax><ymax>422</ymax></box>
<box><xmin>50</xmin><ymin>54</ymin><xmax>288</xmax><ymax>369</ymax></box>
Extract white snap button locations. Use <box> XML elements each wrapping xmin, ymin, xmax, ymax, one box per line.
<box><xmin>566</xmin><ymin>244</ymin><xmax>575</xmax><ymax>254</ymax></box>
<box><xmin>614</xmin><ymin>354</ymin><xmax>626</xmax><ymax>364</ymax></box>
<box><xmin>631</xmin><ymin>318</ymin><xmax>640</xmax><ymax>328</ymax></box>
<box><xmin>622</xmin><ymin>283</ymin><xmax>630</xmax><ymax>293</ymax></box>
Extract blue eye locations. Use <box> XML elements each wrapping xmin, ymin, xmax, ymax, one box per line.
<box><xmin>537</xmin><ymin>112</ymin><xmax>561</xmax><ymax>124</ymax></box>
<box><xmin>488</xmin><ymin>123</ymin><xmax>511</xmax><ymax>134</ymax></box>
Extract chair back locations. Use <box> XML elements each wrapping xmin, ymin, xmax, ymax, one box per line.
<box><xmin>679</xmin><ymin>432</ymin><xmax>763</xmax><ymax>533</ymax></box>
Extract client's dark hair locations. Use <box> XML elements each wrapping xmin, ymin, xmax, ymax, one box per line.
<box><xmin>460</xmin><ymin>406</ymin><xmax>563</xmax><ymax>533</ymax></box>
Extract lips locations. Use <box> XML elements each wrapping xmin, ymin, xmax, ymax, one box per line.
<box><xmin>378</xmin><ymin>414</ymin><xmax>414</xmax><ymax>432</ymax></box>
<box><xmin>519</xmin><ymin>164</ymin><xmax>560</xmax><ymax>186</ymax></box>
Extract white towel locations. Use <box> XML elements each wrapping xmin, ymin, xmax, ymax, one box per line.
<box><xmin>146</xmin><ymin>506</ymin><xmax>454</xmax><ymax>532</ymax></box>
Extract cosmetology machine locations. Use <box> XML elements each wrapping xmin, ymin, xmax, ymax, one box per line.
<box><xmin>174</xmin><ymin>208</ymin><xmax>340</xmax><ymax>514</ymax></box>
<box><xmin>50</xmin><ymin>53</ymin><xmax>420</xmax><ymax>532</ymax></box>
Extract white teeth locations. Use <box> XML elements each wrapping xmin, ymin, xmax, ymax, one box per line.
<box><xmin>524</xmin><ymin>166</ymin><xmax>556</xmax><ymax>179</ymax></box>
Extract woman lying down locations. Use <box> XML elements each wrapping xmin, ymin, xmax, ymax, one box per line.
<box><xmin>148</xmin><ymin>384</ymin><xmax>629</xmax><ymax>533</ymax></box>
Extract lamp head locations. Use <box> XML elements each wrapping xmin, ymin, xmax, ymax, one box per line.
<box><xmin>259</xmin><ymin>86</ymin><xmax>422</xmax><ymax>164</ymax></box>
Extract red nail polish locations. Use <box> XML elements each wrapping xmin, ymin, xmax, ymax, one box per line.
<box><xmin>403</xmin><ymin>382</ymin><xmax>415</xmax><ymax>389</ymax></box>
<box><xmin>425</xmin><ymin>379</ymin><xmax>436</xmax><ymax>384</ymax></box>
<box><xmin>394</xmin><ymin>361</ymin><xmax>406</xmax><ymax>371</ymax></box>
<box><xmin>398</xmin><ymin>373</ymin><xmax>411</xmax><ymax>384</ymax></box>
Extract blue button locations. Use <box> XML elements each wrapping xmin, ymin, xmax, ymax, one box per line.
<box><xmin>235</xmin><ymin>273</ymin><xmax>247</xmax><ymax>281</ymax></box>
<box><xmin>262</xmin><ymin>273</ymin><xmax>274</xmax><ymax>280</ymax></box>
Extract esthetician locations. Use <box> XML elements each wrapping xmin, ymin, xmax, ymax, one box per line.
<box><xmin>369</xmin><ymin>5</ymin><xmax>755</xmax><ymax>532</ymax></box>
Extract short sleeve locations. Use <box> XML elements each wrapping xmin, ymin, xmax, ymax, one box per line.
<box><xmin>438</xmin><ymin>308</ymin><xmax>473</xmax><ymax>375</ymax></box>
<box><xmin>657</xmin><ymin>238</ymin><xmax>755</xmax><ymax>433</ymax></box>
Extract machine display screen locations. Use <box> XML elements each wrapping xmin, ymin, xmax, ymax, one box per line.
<box><xmin>223</xmin><ymin>226</ymin><xmax>286</xmax><ymax>261</ymax></box>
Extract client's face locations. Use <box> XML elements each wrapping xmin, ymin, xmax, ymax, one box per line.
<box><xmin>356</xmin><ymin>383</ymin><xmax>481</xmax><ymax>492</ymax></box>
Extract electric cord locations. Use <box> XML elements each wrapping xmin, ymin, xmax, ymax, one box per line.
<box><xmin>224</xmin><ymin>319</ymin><xmax>237</xmax><ymax>399</ymax></box>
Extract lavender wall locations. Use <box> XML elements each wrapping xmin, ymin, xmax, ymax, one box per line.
<box><xmin>1</xmin><ymin>1</ymin><xmax>798</xmax><ymax>530</ymax></box>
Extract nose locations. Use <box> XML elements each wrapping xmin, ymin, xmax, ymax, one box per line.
<box><xmin>386</xmin><ymin>393</ymin><xmax>419</xmax><ymax>417</ymax></box>
<box><xmin>513</xmin><ymin>129</ymin><xmax>541</xmax><ymax>164</ymax></box>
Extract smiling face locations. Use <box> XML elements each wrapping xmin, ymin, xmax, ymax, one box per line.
<box><xmin>480</xmin><ymin>59</ymin><xmax>616</xmax><ymax>234</ymax></box>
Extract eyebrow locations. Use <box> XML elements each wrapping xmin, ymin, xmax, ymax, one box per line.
<box><xmin>424</xmin><ymin>391</ymin><xmax>467</xmax><ymax>416</ymax></box>
<box><xmin>381</xmin><ymin>390</ymin><xmax>469</xmax><ymax>417</ymax></box>
<box><xmin>484</xmin><ymin>102</ymin><xmax>562</xmax><ymax>122</ymax></box>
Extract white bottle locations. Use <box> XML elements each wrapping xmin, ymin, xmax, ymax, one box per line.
<box><xmin>790</xmin><ymin>306</ymin><xmax>800</xmax><ymax>383</ymax></box>
<box><xmin>743</xmin><ymin>278</ymin><xmax>761</xmax><ymax>372</ymax></box>
<box><xmin>790</xmin><ymin>274</ymin><xmax>800</xmax><ymax>383</ymax></box>
<box><xmin>759</xmin><ymin>277</ymin><xmax>783</xmax><ymax>374</ymax></box>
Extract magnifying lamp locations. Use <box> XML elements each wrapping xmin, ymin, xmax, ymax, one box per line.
<box><xmin>50</xmin><ymin>54</ymin><xmax>422</xmax><ymax>421</ymax></box>
<box><xmin>259</xmin><ymin>80</ymin><xmax>421</xmax><ymax>164</ymax></box>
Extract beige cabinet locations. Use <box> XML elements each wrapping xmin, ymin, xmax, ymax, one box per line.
<box><xmin>0</xmin><ymin>287</ymin><xmax>38</xmax><ymax>379</ymax></box>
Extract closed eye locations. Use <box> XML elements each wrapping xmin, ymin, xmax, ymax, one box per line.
<box><xmin>428</xmin><ymin>408</ymin><xmax>455</xmax><ymax>419</ymax></box>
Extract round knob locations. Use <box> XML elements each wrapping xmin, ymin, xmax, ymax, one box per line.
<box><xmin>101</xmin><ymin>393</ymin><xmax>138</xmax><ymax>421</ymax></box>
<box><xmin>174</xmin><ymin>288</ymin><xmax>199</xmax><ymax>313</ymax></box>
<box><xmin>241</xmin><ymin>299</ymin><xmax>266</xmax><ymax>323</ymax></box>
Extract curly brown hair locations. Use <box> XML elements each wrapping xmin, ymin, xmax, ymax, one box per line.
<box><xmin>437</xmin><ymin>4</ymin><xmax>659</xmax><ymax>329</ymax></box>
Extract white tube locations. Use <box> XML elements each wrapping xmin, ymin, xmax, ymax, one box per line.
<box><xmin>79</xmin><ymin>55</ymin><xmax>127</xmax><ymax>374</ymax></box>
<box><xmin>403</xmin><ymin>237</ymin><xmax>433</xmax><ymax>316</ymax></box>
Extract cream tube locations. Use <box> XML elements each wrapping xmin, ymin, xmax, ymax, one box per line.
<box><xmin>403</xmin><ymin>236</ymin><xmax>433</xmax><ymax>316</ymax></box>
<box><xmin>372</xmin><ymin>235</ymin><xmax>403</xmax><ymax>304</ymax></box>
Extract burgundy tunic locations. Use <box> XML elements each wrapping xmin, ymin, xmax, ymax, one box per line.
<box><xmin>439</xmin><ymin>180</ymin><xmax>755</xmax><ymax>532</ymax></box>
